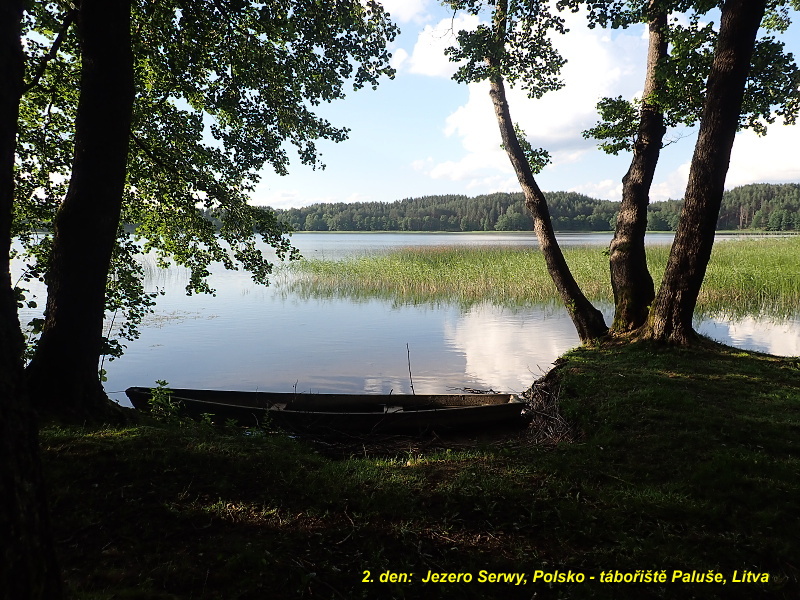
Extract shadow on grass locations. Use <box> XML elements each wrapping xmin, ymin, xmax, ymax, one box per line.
<box><xmin>41</xmin><ymin>340</ymin><xmax>799</xmax><ymax>599</ymax></box>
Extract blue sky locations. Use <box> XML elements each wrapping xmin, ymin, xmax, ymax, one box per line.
<box><xmin>254</xmin><ymin>1</ymin><xmax>800</xmax><ymax>210</ymax></box>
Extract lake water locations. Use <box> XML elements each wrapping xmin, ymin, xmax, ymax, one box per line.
<box><xmin>14</xmin><ymin>232</ymin><xmax>800</xmax><ymax>406</ymax></box>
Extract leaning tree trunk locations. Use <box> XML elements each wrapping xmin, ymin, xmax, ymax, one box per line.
<box><xmin>490</xmin><ymin>74</ymin><xmax>607</xmax><ymax>341</ymax></box>
<box><xmin>486</xmin><ymin>0</ymin><xmax>606</xmax><ymax>342</ymax></box>
<box><xmin>26</xmin><ymin>0</ymin><xmax>134</xmax><ymax>421</ymax></box>
<box><xmin>609</xmin><ymin>6</ymin><xmax>667</xmax><ymax>333</ymax></box>
<box><xmin>1</xmin><ymin>0</ymin><xmax>63</xmax><ymax>596</ymax></box>
<box><xmin>642</xmin><ymin>0</ymin><xmax>767</xmax><ymax>344</ymax></box>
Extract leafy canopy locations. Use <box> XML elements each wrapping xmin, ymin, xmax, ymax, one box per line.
<box><xmin>443</xmin><ymin>1</ymin><xmax>567</xmax><ymax>175</ymax></box>
<box><xmin>578</xmin><ymin>1</ymin><xmax>800</xmax><ymax>153</ymax></box>
<box><xmin>445</xmin><ymin>0</ymin><xmax>567</xmax><ymax>97</ymax></box>
<box><xmin>16</xmin><ymin>0</ymin><xmax>398</xmax><ymax>358</ymax></box>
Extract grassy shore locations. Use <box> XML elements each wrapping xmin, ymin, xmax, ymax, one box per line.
<box><xmin>41</xmin><ymin>340</ymin><xmax>799</xmax><ymax>599</ymax></box>
<box><xmin>288</xmin><ymin>236</ymin><xmax>800</xmax><ymax>318</ymax></box>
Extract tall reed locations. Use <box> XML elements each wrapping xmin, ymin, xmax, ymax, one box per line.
<box><xmin>698</xmin><ymin>237</ymin><xmax>800</xmax><ymax>319</ymax></box>
<box><xmin>289</xmin><ymin>237</ymin><xmax>800</xmax><ymax>319</ymax></box>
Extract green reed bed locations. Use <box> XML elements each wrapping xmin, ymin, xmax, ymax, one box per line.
<box><xmin>289</xmin><ymin>237</ymin><xmax>800</xmax><ymax>319</ymax></box>
<box><xmin>290</xmin><ymin>245</ymin><xmax>611</xmax><ymax>308</ymax></box>
<box><xmin>699</xmin><ymin>237</ymin><xmax>800</xmax><ymax>319</ymax></box>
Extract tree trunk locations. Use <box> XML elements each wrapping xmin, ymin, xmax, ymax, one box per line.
<box><xmin>489</xmin><ymin>74</ymin><xmax>607</xmax><ymax>341</ymax></box>
<box><xmin>26</xmin><ymin>0</ymin><xmax>134</xmax><ymax>421</ymax></box>
<box><xmin>642</xmin><ymin>0</ymin><xmax>767</xmax><ymax>344</ymax></box>
<box><xmin>486</xmin><ymin>0</ymin><xmax>606</xmax><ymax>342</ymax></box>
<box><xmin>0</xmin><ymin>403</ymin><xmax>63</xmax><ymax>600</ymax></box>
<box><xmin>609</xmin><ymin>6</ymin><xmax>667</xmax><ymax>333</ymax></box>
<box><xmin>1</xmin><ymin>0</ymin><xmax>63</xmax><ymax>596</ymax></box>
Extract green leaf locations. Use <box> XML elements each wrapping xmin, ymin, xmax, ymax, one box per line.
<box><xmin>582</xmin><ymin>96</ymin><xmax>639</xmax><ymax>155</ymax></box>
<box><xmin>17</xmin><ymin>0</ymin><xmax>398</xmax><ymax>360</ymax></box>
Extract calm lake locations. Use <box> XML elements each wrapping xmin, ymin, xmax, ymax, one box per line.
<box><xmin>15</xmin><ymin>232</ymin><xmax>800</xmax><ymax>406</ymax></box>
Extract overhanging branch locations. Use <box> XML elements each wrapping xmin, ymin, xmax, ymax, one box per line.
<box><xmin>23</xmin><ymin>9</ymin><xmax>77</xmax><ymax>94</ymax></box>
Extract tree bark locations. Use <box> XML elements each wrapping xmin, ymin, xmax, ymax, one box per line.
<box><xmin>489</xmin><ymin>77</ymin><xmax>607</xmax><ymax>341</ymax></box>
<box><xmin>26</xmin><ymin>0</ymin><xmax>134</xmax><ymax>421</ymax></box>
<box><xmin>487</xmin><ymin>0</ymin><xmax>606</xmax><ymax>342</ymax></box>
<box><xmin>1</xmin><ymin>0</ymin><xmax>63</xmax><ymax>596</ymax></box>
<box><xmin>609</xmin><ymin>6</ymin><xmax>667</xmax><ymax>333</ymax></box>
<box><xmin>641</xmin><ymin>0</ymin><xmax>767</xmax><ymax>344</ymax></box>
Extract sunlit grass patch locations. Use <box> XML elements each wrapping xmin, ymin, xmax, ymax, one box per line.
<box><xmin>289</xmin><ymin>244</ymin><xmax>610</xmax><ymax>308</ymax></box>
<box><xmin>699</xmin><ymin>237</ymin><xmax>800</xmax><ymax>319</ymax></box>
<box><xmin>289</xmin><ymin>237</ymin><xmax>800</xmax><ymax>319</ymax></box>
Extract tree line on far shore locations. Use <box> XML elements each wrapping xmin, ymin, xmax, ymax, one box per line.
<box><xmin>262</xmin><ymin>183</ymin><xmax>800</xmax><ymax>233</ymax></box>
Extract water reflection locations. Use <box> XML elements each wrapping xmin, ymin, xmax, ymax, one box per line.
<box><xmin>698</xmin><ymin>316</ymin><xmax>800</xmax><ymax>356</ymax></box>
<box><xmin>12</xmin><ymin>232</ymin><xmax>799</xmax><ymax>406</ymax></box>
<box><xmin>441</xmin><ymin>305</ymin><xmax>800</xmax><ymax>393</ymax></box>
<box><xmin>443</xmin><ymin>304</ymin><xmax>583</xmax><ymax>391</ymax></box>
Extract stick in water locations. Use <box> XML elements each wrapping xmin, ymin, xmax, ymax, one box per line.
<box><xmin>406</xmin><ymin>343</ymin><xmax>415</xmax><ymax>395</ymax></box>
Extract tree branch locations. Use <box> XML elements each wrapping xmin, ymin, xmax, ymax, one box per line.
<box><xmin>130</xmin><ymin>131</ymin><xmax>232</xmax><ymax>207</ymax></box>
<box><xmin>23</xmin><ymin>9</ymin><xmax>77</xmax><ymax>94</ymax></box>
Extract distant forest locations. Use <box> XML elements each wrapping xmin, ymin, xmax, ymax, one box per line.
<box><xmin>262</xmin><ymin>183</ymin><xmax>800</xmax><ymax>233</ymax></box>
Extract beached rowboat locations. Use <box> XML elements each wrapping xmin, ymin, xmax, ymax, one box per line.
<box><xmin>125</xmin><ymin>386</ymin><xmax>525</xmax><ymax>433</ymax></box>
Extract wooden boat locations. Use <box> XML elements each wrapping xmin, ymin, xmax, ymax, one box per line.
<box><xmin>125</xmin><ymin>386</ymin><xmax>525</xmax><ymax>433</ymax></box>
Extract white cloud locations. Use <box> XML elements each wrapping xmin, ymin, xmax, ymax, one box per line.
<box><xmin>570</xmin><ymin>179</ymin><xmax>623</xmax><ymax>201</ymax></box>
<box><xmin>257</xmin><ymin>189</ymin><xmax>302</xmax><ymax>209</ymax></box>
<box><xmin>413</xmin><ymin>133</ymin><xmax>519</xmax><ymax>194</ymax></box>
<box><xmin>253</xmin><ymin>187</ymin><xmax>340</xmax><ymax>209</ymax></box>
<box><xmin>428</xmin><ymin>151</ymin><xmax>507</xmax><ymax>181</ymax></box>
<box><xmin>390</xmin><ymin>47</ymin><xmax>409</xmax><ymax>70</ymax></box>
<box><xmin>419</xmin><ymin>9</ymin><xmax>647</xmax><ymax>192</ymax></box>
<box><xmin>344</xmin><ymin>192</ymin><xmax>373</xmax><ymax>203</ymax></box>
<box><xmin>727</xmin><ymin>124</ymin><xmax>800</xmax><ymax>188</ymax></box>
<box><xmin>378</xmin><ymin>0</ymin><xmax>431</xmax><ymax>24</ymax></box>
<box><xmin>442</xmin><ymin>82</ymin><xmax>497</xmax><ymax>149</ymax></box>
<box><xmin>405</xmin><ymin>13</ymin><xmax>481</xmax><ymax>78</ymax></box>
<box><xmin>551</xmin><ymin>148</ymin><xmax>590</xmax><ymax>166</ymax></box>
<box><xmin>650</xmin><ymin>160</ymin><xmax>692</xmax><ymax>202</ymax></box>
<box><xmin>647</xmin><ymin>122</ymin><xmax>800</xmax><ymax>202</ymax></box>
<box><xmin>502</xmin><ymin>14</ymin><xmax>643</xmax><ymax>150</ymax></box>
<box><xmin>411</xmin><ymin>156</ymin><xmax>435</xmax><ymax>171</ymax></box>
<box><xmin>429</xmin><ymin>93</ymin><xmax>511</xmax><ymax>180</ymax></box>
<box><xmin>514</xmin><ymin>27</ymin><xmax>641</xmax><ymax>147</ymax></box>
<box><xmin>465</xmin><ymin>175</ymin><xmax>520</xmax><ymax>193</ymax></box>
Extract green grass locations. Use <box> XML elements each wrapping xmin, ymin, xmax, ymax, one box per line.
<box><xmin>287</xmin><ymin>236</ymin><xmax>800</xmax><ymax>318</ymax></box>
<box><xmin>41</xmin><ymin>341</ymin><xmax>800</xmax><ymax>599</ymax></box>
<box><xmin>700</xmin><ymin>237</ymin><xmax>800</xmax><ymax>319</ymax></box>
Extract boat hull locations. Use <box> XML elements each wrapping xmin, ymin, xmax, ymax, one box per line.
<box><xmin>125</xmin><ymin>387</ymin><xmax>524</xmax><ymax>433</ymax></box>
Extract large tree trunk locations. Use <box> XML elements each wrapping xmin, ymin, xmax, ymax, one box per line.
<box><xmin>1</xmin><ymin>0</ymin><xmax>63</xmax><ymax>596</ymax></box>
<box><xmin>26</xmin><ymin>0</ymin><xmax>134</xmax><ymax>421</ymax></box>
<box><xmin>641</xmin><ymin>0</ymin><xmax>767</xmax><ymax>344</ymax></box>
<box><xmin>489</xmin><ymin>74</ymin><xmax>607</xmax><ymax>341</ymax></box>
<box><xmin>609</xmin><ymin>6</ymin><xmax>667</xmax><ymax>333</ymax></box>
